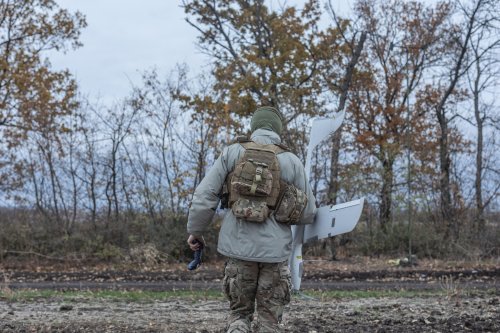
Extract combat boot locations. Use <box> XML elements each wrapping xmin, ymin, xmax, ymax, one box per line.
<box><xmin>226</xmin><ymin>318</ymin><xmax>251</xmax><ymax>333</ymax></box>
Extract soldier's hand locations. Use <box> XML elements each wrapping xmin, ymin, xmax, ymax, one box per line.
<box><xmin>187</xmin><ymin>235</ymin><xmax>205</xmax><ymax>251</ymax></box>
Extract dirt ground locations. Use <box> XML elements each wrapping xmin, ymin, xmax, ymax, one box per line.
<box><xmin>1</xmin><ymin>256</ymin><xmax>499</xmax><ymax>332</ymax></box>
<box><xmin>0</xmin><ymin>293</ymin><xmax>499</xmax><ymax>332</ymax></box>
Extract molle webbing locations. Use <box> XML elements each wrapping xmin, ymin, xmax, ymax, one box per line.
<box><xmin>228</xmin><ymin>142</ymin><xmax>286</xmax><ymax>211</ymax></box>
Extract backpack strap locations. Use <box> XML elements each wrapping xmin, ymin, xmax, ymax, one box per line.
<box><xmin>275</xmin><ymin>142</ymin><xmax>289</xmax><ymax>152</ymax></box>
<box><xmin>230</xmin><ymin>135</ymin><xmax>251</xmax><ymax>144</ymax></box>
<box><xmin>240</xmin><ymin>141</ymin><xmax>288</xmax><ymax>154</ymax></box>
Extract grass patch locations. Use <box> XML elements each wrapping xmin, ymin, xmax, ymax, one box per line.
<box><xmin>302</xmin><ymin>289</ymin><xmax>445</xmax><ymax>300</ymax></box>
<box><xmin>0</xmin><ymin>289</ymin><xmax>224</xmax><ymax>302</ymax></box>
<box><xmin>302</xmin><ymin>288</ymin><xmax>498</xmax><ymax>300</ymax></box>
<box><xmin>1</xmin><ymin>288</ymin><xmax>495</xmax><ymax>303</ymax></box>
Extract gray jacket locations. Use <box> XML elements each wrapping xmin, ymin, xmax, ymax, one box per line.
<box><xmin>187</xmin><ymin>128</ymin><xmax>316</xmax><ymax>263</ymax></box>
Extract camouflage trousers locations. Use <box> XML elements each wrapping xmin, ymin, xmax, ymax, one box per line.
<box><xmin>222</xmin><ymin>258</ymin><xmax>292</xmax><ymax>333</ymax></box>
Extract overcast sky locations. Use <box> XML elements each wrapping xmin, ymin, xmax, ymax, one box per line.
<box><xmin>50</xmin><ymin>1</ymin><xmax>352</xmax><ymax>105</ymax></box>
<box><xmin>50</xmin><ymin>1</ymin><xmax>205</xmax><ymax>104</ymax></box>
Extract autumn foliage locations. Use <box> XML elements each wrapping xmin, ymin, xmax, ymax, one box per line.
<box><xmin>0</xmin><ymin>0</ymin><xmax>499</xmax><ymax>263</ymax></box>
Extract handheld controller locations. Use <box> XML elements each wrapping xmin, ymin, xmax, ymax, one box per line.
<box><xmin>187</xmin><ymin>239</ymin><xmax>204</xmax><ymax>270</ymax></box>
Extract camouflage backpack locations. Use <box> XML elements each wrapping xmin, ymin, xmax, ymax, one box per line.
<box><xmin>225</xmin><ymin>139</ymin><xmax>308</xmax><ymax>224</ymax></box>
<box><xmin>227</xmin><ymin>140</ymin><xmax>286</xmax><ymax>223</ymax></box>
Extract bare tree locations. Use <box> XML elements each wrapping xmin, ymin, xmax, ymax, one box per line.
<box><xmin>463</xmin><ymin>1</ymin><xmax>500</xmax><ymax>231</ymax></box>
<box><xmin>431</xmin><ymin>0</ymin><xmax>499</xmax><ymax>239</ymax></box>
<box><xmin>98</xmin><ymin>103</ymin><xmax>140</xmax><ymax>222</ymax></box>
<box><xmin>79</xmin><ymin>109</ymin><xmax>101</xmax><ymax>230</ymax></box>
<box><xmin>323</xmin><ymin>0</ymin><xmax>367</xmax><ymax>205</ymax></box>
<box><xmin>129</xmin><ymin>67</ymin><xmax>194</xmax><ymax>217</ymax></box>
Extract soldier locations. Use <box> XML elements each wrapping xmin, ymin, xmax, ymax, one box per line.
<box><xmin>187</xmin><ymin>106</ymin><xmax>316</xmax><ymax>333</ymax></box>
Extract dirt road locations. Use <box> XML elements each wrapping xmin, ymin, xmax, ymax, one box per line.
<box><xmin>1</xmin><ymin>292</ymin><xmax>499</xmax><ymax>332</ymax></box>
<box><xmin>4</xmin><ymin>262</ymin><xmax>499</xmax><ymax>292</ymax></box>
<box><xmin>1</xmin><ymin>259</ymin><xmax>499</xmax><ymax>332</ymax></box>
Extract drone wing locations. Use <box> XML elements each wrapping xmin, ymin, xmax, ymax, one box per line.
<box><xmin>304</xmin><ymin>198</ymin><xmax>364</xmax><ymax>243</ymax></box>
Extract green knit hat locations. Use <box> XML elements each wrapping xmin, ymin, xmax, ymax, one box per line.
<box><xmin>250</xmin><ymin>106</ymin><xmax>283</xmax><ymax>135</ymax></box>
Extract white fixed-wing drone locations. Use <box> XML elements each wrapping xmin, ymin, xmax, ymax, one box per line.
<box><xmin>290</xmin><ymin>111</ymin><xmax>364</xmax><ymax>291</ymax></box>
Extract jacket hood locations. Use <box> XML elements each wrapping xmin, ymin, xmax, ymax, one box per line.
<box><xmin>250</xmin><ymin>128</ymin><xmax>281</xmax><ymax>145</ymax></box>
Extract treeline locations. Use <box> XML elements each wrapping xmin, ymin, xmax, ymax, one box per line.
<box><xmin>0</xmin><ymin>0</ymin><xmax>499</xmax><ymax>263</ymax></box>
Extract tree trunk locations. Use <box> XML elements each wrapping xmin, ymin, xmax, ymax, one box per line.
<box><xmin>433</xmin><ymin>0</ymin><xmax>484</xmax><ymax>240</ymax></box>
<box><xmin>379</xmin><ymin>157</ymin><xmax>394</xmax><ymax>232</ymax></box>
<box><xmin>437</xmin><ymin>110</ymin><xmax>454</xmax><ymax>238</ymax></box>
<box><xmin>473</xmin><ymin>60</ymin><xmax>485</xmax><ymax>233</ymax></box>
<box><xmin>83</xmin><ymin>130</ymin><xmax>98</xmax><ymax>230</ymax></box>
<box><xmin>328</xmin><ymin>131</ymin><xmax>341</xmax><ymax>205</ymax></box>
<box><xmin>327</xmin><ymin>31</ymin><xmax>367</xmax><ymax>205</ymax></box>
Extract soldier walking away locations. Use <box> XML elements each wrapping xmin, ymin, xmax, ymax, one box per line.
<box><xmin>187</xmin><ymin>106</ymin><xmax>316</xmax><ymax>333</ymax></box>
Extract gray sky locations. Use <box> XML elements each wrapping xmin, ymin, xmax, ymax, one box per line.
<box><xmin>50</xmin><ymin>1</ymin><xmax>204</xmax><ymax>104</ymax></box>
<box><xmin>50</xmin><ymin>1</ymin><xmax>352</xmax><ymax>105</ymax></box>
